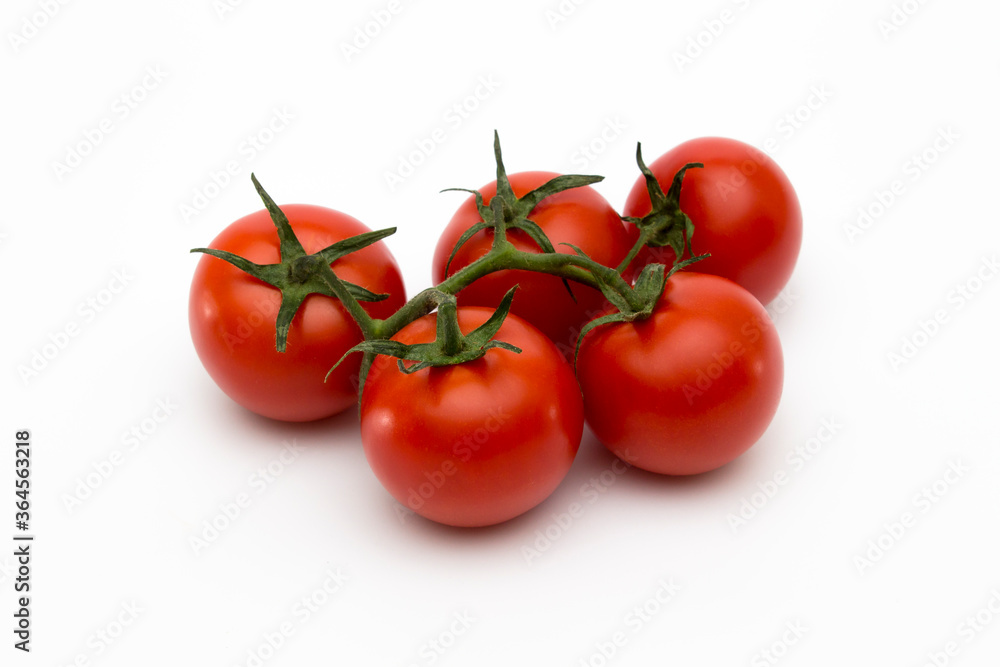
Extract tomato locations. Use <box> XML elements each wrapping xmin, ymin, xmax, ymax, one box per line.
<box><xmin>189</xmin><ymin>204</ymin><xmax>406</xmax><ymax>422</ymax></box>
<box><xmin>623</xmin><ymin>137</ymin><xmax>802</xmax><ymax>305</ymax></box>
<box><xmin>576</xmin><ymin>272</ymin><xmax>783</xmax><ymax>475</ymax></box>
<box><xmin>432</xmin><ymin>171</ymin><xmax>634</xmax><ymax>359</ymax></box>
<box><xmin>360</xmin><ymin>308</ymin><xmax>583</xmax><ymax>527</ymax></box>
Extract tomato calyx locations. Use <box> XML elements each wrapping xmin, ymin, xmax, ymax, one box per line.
<box><xmin>572</xmin><ymin>253</ymin><xmax>709</xmax><ymax>366</ymax></box>
<box><xmin>190</xmin><ymin>174</ymin><xmax>395</xmax><ymax>353</ymax></box>
<box><xmin>618</xmin><ymin>144</ymin><xmax>703</xmax><ymax>273</ymax></box>
<box><xmin>441</xmin><ymin>131</ymin><xmax>603</xmax><ymax>301</ymax></box>
<box><xmin>331</xmin><ymin>287</ymin><xmax>522</xmax><ymax>381</ymax></box>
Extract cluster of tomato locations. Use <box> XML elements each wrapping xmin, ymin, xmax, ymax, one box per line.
<box><xmin>189</xmin><ymin>136</ymin><xmax>801</xmax><ymax>528</ymax></box>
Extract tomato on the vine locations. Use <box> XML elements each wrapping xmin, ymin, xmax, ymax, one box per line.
<box><xmin>433</xmin><ymin>172</ymin><xmax>634</xmax><ymax>359</ymax></box>
<box><xmin>576</xmin><ymin>272</ymin><xmax>783</xmax><ymax>475</ymax></box>
<box><xmin>623</xmin><ymin>137</ymin><xmax>802</xmax><ymax>305</ymax></box>
<box><xmin>360</xmin><ymin>307</ymin><xmax>584</xmax><ymax>527</ymax></box>
<box><xmin>189</xmin><ymin>204</ymin><xmax>406</xmax><ymax>422</ymax></box>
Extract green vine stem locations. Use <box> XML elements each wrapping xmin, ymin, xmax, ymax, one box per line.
<box><xmin>329</xmin><ymin>229</ymin><xmax>652</xmax><ymax>346</ymax></box>
<box><xmin>195</xmin><ymin>133</ymin><xmax>707</xmax><ymax>398</ymax></box>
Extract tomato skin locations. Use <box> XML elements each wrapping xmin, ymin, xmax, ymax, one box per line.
<box><xmin>189</xmin><ymin>205</ymin><xmax>406</xmax><ymax>422</ymax></box>
<box><xmin>360</xmin><ymin>308</ymin><xmax>584</xmax><ymax>527</ymax></box>
<box><xmin>623</xmin><ymin>137</ymin><xmax>802</xmax><ymax>305</ymax></box>
<box><xmin>577</xmin><ymin>272</ymin><xmax>783</xmax><ymax>475</ymax></box>
<box><xmin>432</xmin><ymin>171</ymin><xmax>634</xmax><ymax>359</ymax></box>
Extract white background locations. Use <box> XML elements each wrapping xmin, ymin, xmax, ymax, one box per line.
<box><xmin>2</xmin><ymin>0</ymin><xmax>999</xmax><ymax>665</ymax></box>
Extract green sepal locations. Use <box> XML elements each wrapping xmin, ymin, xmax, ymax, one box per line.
<box><xmin>510</xmin><ymin>217</ymin><xmax>555</xmax><ymax>254</ymax></box>
<box><xmin>315</xmin><ymin>227</ymin><xmax>398</xmax><ymax>264</ymax></box>
<box><xmin>518</xmin><ymin>173</ymin><xmax>604</xmax><ymax>212</ymax></box>
<box><xmin>492</xmin><ymin>130</ymin><xmax>516</xmax><ymax>202</ymax></box>
<box><xmin>665</xmin><ymin>253</ymin><xmax>712</xmax><ymax>281</ymax></box>
<box><xmin>460</xmin><ymin>286</ymin><xmax>519</xmax><ymax>350</ymax></box>
<box><xmin>190</xmin><ymin>247</ymin><xmax>286</xmax><ymax>286</ymax></box>
<box><xmin>273</xmin><ymin>292</ymin><xmax>307</xmax><ymax>355</ymax></box>
<box><xmin>328</xmin><ymin>339</ymin><xmax>424</xmax><ymax>376</ymax></box>
<box><xmin>251</xmin><ymin>173</ymin><xmax>307</xmax><ymax>261</ymax></box>
<box><xmin>441</xmin><ymin>187</ymin><xmax>491</xmax><ymax>228</ymax></box>
<box><xmin>574</xmin><ymin>312</ymin><xmax>632</xmax><ymax>368</ymax></box>
<box><xmin>444</xmin><ymin>222</ymin><xmax>489</xmax><ymax>275</ymax></box>
<box><xmin>632</xmin><ymin>262</ymin><xmax>667</xmax><ymax>305</ymax></box>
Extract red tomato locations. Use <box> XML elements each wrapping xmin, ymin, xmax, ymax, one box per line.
<box><xmin>623</xmin><ymin>137</ymin><xmax>802</xmax><ymax>305</ymax></box>
<box><xmin>432</xmin><ymin>171</ymin><xmax>634</xmax><ymax>359</ymax></box>
<box><xmin>189</xmin><ymin>205</ymin><xmax>406</xmax><ymax>422</ymax></box>
<box><xmin>360</xmin><ymin>308</ymin><xmax>584</xmax><ymax>527</ymax></box>
<box><xmin>576</xmin><ymin>272</ymin><xmax>783</xmax><ymax>475</ymax></box>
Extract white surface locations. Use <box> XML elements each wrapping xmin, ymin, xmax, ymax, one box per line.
<box><xmin>3</xmin><ymin>1</ymin><xmax>999</xmax><ymax>665</ymax></box>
